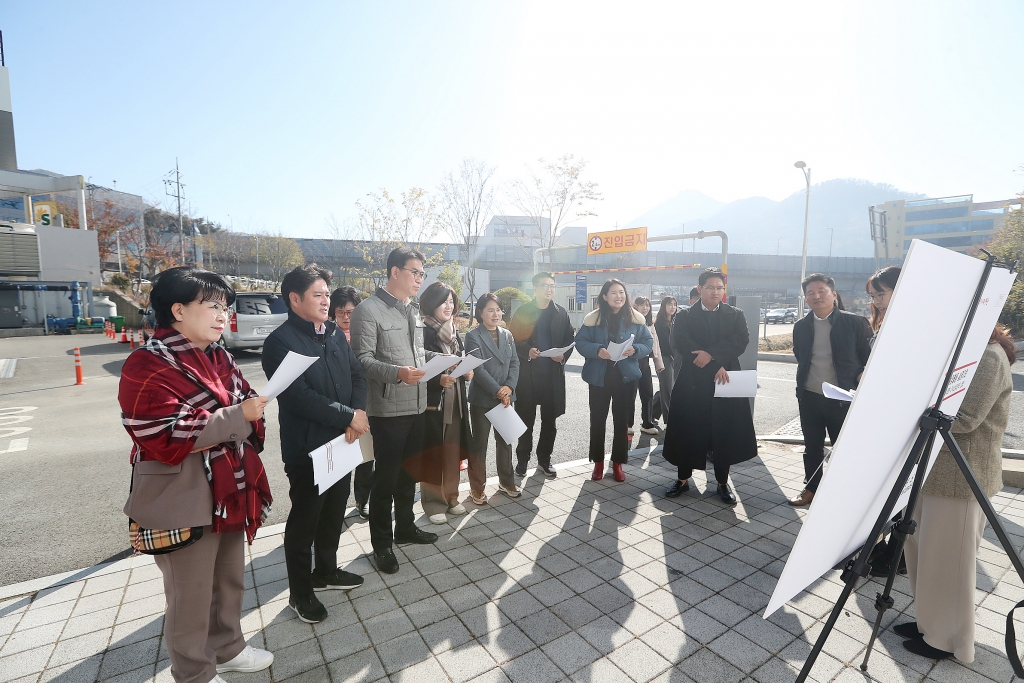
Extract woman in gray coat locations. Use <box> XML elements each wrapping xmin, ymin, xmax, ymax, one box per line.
<box><xmin>466</xmin><ymin>293</ymin><xmax>521</xmax><ymax>503</ymax></box>
<box><xmin>895</xmin><ymin>327</ymin><xmax>1015</xmax><ymax>663</ymax></box>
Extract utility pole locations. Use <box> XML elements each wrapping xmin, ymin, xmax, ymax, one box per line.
<box><xmin>164</xmin><ymin>159</ymin><xmax>186</xmax><ymax>264</ymax></box>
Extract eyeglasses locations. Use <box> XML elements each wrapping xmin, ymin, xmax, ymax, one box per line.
<box><xmin>402</xmin><ymin>268</ymin><xmax>427</xmax><ymax>281</ymax></box>
<box><xmin>537</xmin><ymin>284</ymin><xmax>556</xmax><ymax>290</ymax></box>
<box><xmin>203</xmin><ymin>302</ymin><xmax>229</xmax><ymax>318</ymax></box>
<box><xmin>336</xmin><ymin>309</ymin><xmax>354</xmax><ymax>318</ymax></box>
<box><xmin>702</xmin><ymin>286</ymin><xmax>726</xmax><ymax>293</ymax></box>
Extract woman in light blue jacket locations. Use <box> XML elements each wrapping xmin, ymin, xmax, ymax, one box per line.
<box><xmin>466</xmin><ymin>293</ymin><xmax>521</xmax><ymax>503</ymax></box>
<box><xmin>575</xmin><ymin>279</ymin><xmax>653</xmax><ymax>483</ymax></box>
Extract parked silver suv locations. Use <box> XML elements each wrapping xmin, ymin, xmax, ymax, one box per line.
<box><xmin>220</xmin><ymin>292</ymin><xmax>288</xmax><ymax>350</ymax></box>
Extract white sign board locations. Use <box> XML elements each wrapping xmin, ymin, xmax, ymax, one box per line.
<box><xmin>766</xmin><ymin>241</ymin><xmax>1017</xmax><ymax>617</ymax></box>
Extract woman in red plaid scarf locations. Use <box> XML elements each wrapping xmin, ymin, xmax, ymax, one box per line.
<box><xmin>119</xmin><ymin>267</ymin><xmax>274</xmax><ymax>683</ymax></box>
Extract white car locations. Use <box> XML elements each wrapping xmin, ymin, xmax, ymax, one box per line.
<box><xmin>220</xmin><ymin>293</ymin><xmax>287</xmax><ymax>350</ymax></box>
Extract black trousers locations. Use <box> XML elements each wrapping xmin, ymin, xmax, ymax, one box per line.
<box><xmin>798</xmin><ymin>390</ymin><xmax>849</xmax><ymax>492</ymax></box>
<box><xmin>679</xmin><ymin>456</ymin><xmax>730</xmax><ymax>485</ymax></box>
<box><xmin>283</xmin><ymin>455</ymin><xmax>351</xmax><ymax>600</ymax></box>
<box><xmin>633</xmin><ymin>357</ymin><xmax>655</xmax><ymax>428</ymax></box>
<box><xmin>588</xmin><ymin>365</ymin><xmax>638</xmax><ymax>464</ymax></box>
<box><xmin>515</xmin><ymin>373</ymin><xmax>560</xmax><ymax>467</ymax></box>
<box><xmin>368</xmin><ymin>413</ymin><xmax>424</xmax><ymax>551</ymax></box>
<box><xmin>353</xmin><ymin>460</ymin><xmax>373</xmax><ymax>508</ymax></box>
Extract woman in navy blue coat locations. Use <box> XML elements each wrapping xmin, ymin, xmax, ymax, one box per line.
<box><xmin>575</xmin><ymin>279</ymin><xmax>653</xmax><ymax>483</ymax></box>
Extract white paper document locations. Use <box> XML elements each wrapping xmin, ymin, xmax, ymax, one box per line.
<box><xmin>822</xmin><ymin>382</ymin><xmax>855</xmax><ymax>402</ymax></box>
<box><xmin>713</xmin><ymin>370</ymin><xmax>758</xmax><ymax>397</ymax></box>
<box><xmin>260</xmin><ymin>351</ymin><xmax>318</xmax><ymax>400</ymax></box>
<box><xmin>309</xmin><ymin>434</ymin><xmax>369</xmax><ymax>493</ymax></box>
<box><xmin>538</xmin><ymin>343</ymin><xmax>575</xmax><ymax>358</ymax></box>
<box><xmin>413</xmin><ymin>354</ymin><xmax>460</xmax><ymax>383</ymax></box>
<box><xmin>606</xmin><ymin>335</ymin><xmax>635</xmax><ymax>363</ymax></box>
<box><xmin>485</xmin><ymin>403</ymin><xmax>529</xmax><ymax>446</ymax></box>
<box><xmin>449</xmin><ymin>353</ymin><xmax>488</xmax><ymax>379</ymax></box>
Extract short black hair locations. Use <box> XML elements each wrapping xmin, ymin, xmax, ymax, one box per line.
<box><xmin>475</xmin><ymin>292</ymin><xmax>501</xmax><ymax>324</ymax></box>
<box><xmin>150</xmin><ymin>267</ymin><xmax>235</xmax><ymax>328</ymax></box>
<box><xmin>689</xmin><ymin>286</ymin><xmax>700</xmax><ymax>300</ymax></box>
<box><xmin>698</xmin><ymin>267</ymin><xmax>726</xmax><ymax>287</ymax></box>
<box><xmin>386</xmin><ymin>247</ymin><xmax>426</xmax><ymax>280</ymax></box>
<box><xmin>532</xmin><ymin>272</ymin><xmax>555</xmax><ymax>287</ymax></box>
<box><xmin>329</xmin><ymin>286</ymin><xmax>361</xmax><ymax>318</ymax></box>
<box><xmin>801</xmin><ymin>273</ymin><xmax>836</xmax><ymax>293</ymax></box>
<box><xmin>281</xmin><ymin>263</ymin><xmax>332</xmax><ymax>310</ymax></box>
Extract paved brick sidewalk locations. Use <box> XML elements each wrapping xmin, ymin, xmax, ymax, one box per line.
<box><xmin>2</xmin><ymin>443</ymin><xmax>1023</xmax><ymax>683</ymax></box>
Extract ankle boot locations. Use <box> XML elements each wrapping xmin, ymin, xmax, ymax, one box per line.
<box><xmin>612</xmin><ymin>462</ymin><xmax>625</xmax><ymax>482</ymax></box>
<box><xmin>591</xmin><ymin>461</ymin><xmax>604</xmax><ymax>480</ymax></box>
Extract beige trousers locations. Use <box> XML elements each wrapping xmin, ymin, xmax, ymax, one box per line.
<box><xmin>154</xmin><ymin>528</ymin><xmax>247</xmax><ymax>683</ymax></box>
<box><xmin>421</xmin><ymin>410</ymin><xmax>465</xmax><ymax>515</ymax></box>
<box><xmin>904</xmin><ymin>493</ymin><xmax>986</xmax><ymax>663</ymax></box>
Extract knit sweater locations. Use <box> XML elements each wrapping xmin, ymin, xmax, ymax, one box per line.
<box><xmin>923</xmin><ymin>343</ymin><xmax>1012</xmax><ymax>500</ymax></box>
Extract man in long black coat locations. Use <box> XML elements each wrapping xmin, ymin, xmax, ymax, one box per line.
<box><xmin>509</xmin><ymin>272</ymin><xmax>575</xmax><ymax>478</ymax></box>
<box><xmin>662</xmin><ymin>268</ymin><xmax>757</xmax><ymax>505</ymax></box>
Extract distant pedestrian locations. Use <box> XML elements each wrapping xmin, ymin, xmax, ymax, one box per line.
<box><xmin>662</xmin><ymin>267</ymin><xmax>755</xmax><ymax>504</ymax></box>
<box><xmin>466</xmin><ymin>292</ymin><xmax>521</xmax><ymax>501</ymax></box>
<box><xmin>654</xmin><ymin>296</ymin><xmax>678</xmax><ymax>419</ymax></box>
<box><xmin>897</xmin><ymin>327</ymin><xmax>1015</xmax><ymax>663</ymax></box>
<box><xmin>629</xmin><ymin>296</ymin><xmax>662</xmax><ymax>436</ymax></box>
<box><xmin>120</xmin><ymin>267</ymin><xmax>274</xmax><ymax>682</ymax></box>
<box><xmin>787</xmin><ymin>273</ymin><xmax>872</xmax><ymax>507</ymax></box>
<box><xmin>575</xmin><ymin>279</ymin><xmax>653</xmax><ymax>483</ymax></box>
<box><xmin>331</xmin><ymin>285</ymin><xmax>374</xmax><ymax>520</ymax></box>
<box><xmin>509</xmin><ymin>272</ymin><xmax>575</xmax><ymax>478</ymax></box>
<box><xmin>263</xmin><ymin>264</ymin><xmax>369</xmax><ymax>624</ymax></box>
<box><xmin>688</xmin><ymin>286</ymin><xmax>700</xmax><ymax>307</ymax></box>
<box><xmin>349</xmin><ymin>247</ymin><xmax>439</xmax><ymax>575</ymax></box>
<box><xmin>411</xmin><ymin>282</ymin><xmax>473</xmax><ymax>524</ymax></box>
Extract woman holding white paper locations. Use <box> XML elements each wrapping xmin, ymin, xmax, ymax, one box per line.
<box><xmin>466</xmin><ymin>293</ymin><xmax>521</xmax><ymax>502</ymax></box>
<box><xmin>413</xmin><ymin>282</ymin><xmax>473</xmax><ymax>524</ymax></box>
<box><xmin>575</xmin><ymin>279</ymin><xmax>653</xmax><ymax>483</ymax></box>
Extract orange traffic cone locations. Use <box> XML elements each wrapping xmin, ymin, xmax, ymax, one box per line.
<box><xmin>73</xmin><ymin>347</ymin><xmax>85</xmax><ymax>385</ymax></box>
<box><xmin>120</xmin><ymin>327</ymin><xmax>128</xmax><ymax>343</ymax></box>
<box><xmin>129</xmin><ymin>329</ymin><xmax>136</xmax><ymax>349</ymax></box>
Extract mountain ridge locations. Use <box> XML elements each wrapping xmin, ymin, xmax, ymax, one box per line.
<box><xmin>626</xmin><ymin>179</ymin><xmax>927</xmax><ymax>257</ymax></box>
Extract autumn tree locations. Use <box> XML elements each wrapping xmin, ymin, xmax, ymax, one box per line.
<box><xmin>505</xmin><ymin>154</ymin><xmax>602</xmax><ymax>257</ymax></box>
<box><xmin>258</xmin><ymin>232</ymin><xmax>305</xmax><ymax>288</ymax></box>
<box><xmin>983</xmin><ymin>187</ymin><xmax>1024</xmax><ymax>335</ymax></box>
<box><xmin>56</xmin><ymin>196</ymin><xmax>142</xmax><ymax>270</ymax></box>
<box><xmin>326</xmin><ymin>188</ymin><xmax>443</xmax><ymax>290</ymax></box>
<box><xmin>438</xmin><ymin>158</ymin><xmax>495</xmax><ymax>302</ymax></box>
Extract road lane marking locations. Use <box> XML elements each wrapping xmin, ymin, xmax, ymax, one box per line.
<box><xmin>0</xmin><ymin>438</ymin><xmax>28</xmax><ymax>454</ymax></box>
<box><xmin>0</xmin><ymin>359</ymin><xmax>16</xmax><ymax>379</ymax></box>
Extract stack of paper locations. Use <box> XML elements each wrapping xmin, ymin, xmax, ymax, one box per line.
<box><xmin>485</xmin><ymin>404</ymin><xmax>528</xmax><ymax>446</ymax></box>
<box><xmin>607</xmin><ymin>335</ymin><xmax>635</xmax><ymax>362</ymax></box>
<box><xmin>538</xmin><ymin>343</ymin><xmax>574</xmax><ymax>358</ymax></box>
<box><xmin>309</xmin><ymin>434</ymin><xmax>369</xmax><ymax>493</ymax></box>
<box><xmin>261</xmin><ymin>352</ymin><xmax>318</xmax><ymax>400</ymax></box>
<box><xmin>713</xmin><ymin>370</ymin><xmax>758</xmax><ymax>398</ymax></box>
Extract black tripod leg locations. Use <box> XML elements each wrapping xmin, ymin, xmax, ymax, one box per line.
<box><xmin>859</xmin><ymin>430</ymin><xmax>936</xmax><ymax>671</ymax></box>
<box><xmin>941</xmin><ymin>429</ymin><xmax>1024</xmax><ymax>677</ymax></box>
<box><xmin>796</xmin><ymin>426</ymin><xmax>933</xmax><ymax>682</ymax></box>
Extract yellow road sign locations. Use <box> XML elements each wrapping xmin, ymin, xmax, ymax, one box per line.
<box><xmin>587</xmin><ymin>227</ymin><xmax>647</xmax><ymax>255</ymax></box>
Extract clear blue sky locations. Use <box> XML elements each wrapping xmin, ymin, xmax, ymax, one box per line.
<box><xmin>4</xmin><ymin>1</ymin><xmax>1023</xmax><ymax>238</ymax></box>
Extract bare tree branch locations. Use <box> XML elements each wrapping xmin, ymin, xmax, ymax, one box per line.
<box><xmin>437</xmin><ymin>158</ymin><xmax>496</xmax><ymax>303</ymax></box>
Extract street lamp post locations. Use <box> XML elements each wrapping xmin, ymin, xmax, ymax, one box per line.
<box><xmin>794</xmin><ymin>161</ymin><xmax>811</xmax><ymax>318</ymax></box>
<box><xmin>825</xmin><ymin>227</ymin><xmax>834</xmax><ymax>275</ymax></box>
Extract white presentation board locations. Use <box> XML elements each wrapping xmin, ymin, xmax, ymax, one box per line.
<box><xmin>766</xmin><ymin>241</ymin><xmax>1017</xmax><ymax>617</ymax></box>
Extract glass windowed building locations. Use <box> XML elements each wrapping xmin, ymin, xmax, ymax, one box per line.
<box><xmin>869</xmin><ymin>194</ymin><xmax>1019</xmax><ymax>261</ymax></box>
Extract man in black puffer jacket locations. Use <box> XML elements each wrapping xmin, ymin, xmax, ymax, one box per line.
<box><xmin>789</xmin><ymin>273</ymin><xmax>872</xmax><ymax>507</ymax></box>
<box><xmin>263</xmin><ymin>264</ymin><xmax>369</xmax><ymax>624</ymax></box>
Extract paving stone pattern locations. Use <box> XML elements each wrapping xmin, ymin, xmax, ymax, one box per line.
<box><xmin>2</xmin><ymin>443</ymin><xmax>1023</xmax><ymax>682</ymax></box>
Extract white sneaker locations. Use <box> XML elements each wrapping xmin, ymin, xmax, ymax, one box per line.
<box><xmin>498</xmin><ymin>483</ymin><xmax>521</xmax><ymax>498</ymax></box>
<box><xmin>216</xmin><ymin>645</ymin><xmax>274</xmax><ymax>673</ymax></box>
<box><xmin>428</xmin><ymin>513</ymin><xmax>448</xmax><ymax>524</ymax></box>
<box><xmin>211</xmin><ymin>676</ymin><xmax>228</xmax><ymax>683</ymax></box>
<box><xmin>448</xmin><ymin>503</ymin><xmax>467</xmax><ymax>515</ymax></box>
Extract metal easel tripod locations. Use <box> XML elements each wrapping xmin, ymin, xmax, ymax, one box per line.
<box><xmin>796</xmin><ymin>251</ymin><xmax>1024</xmax><ymax>681</ymax></box>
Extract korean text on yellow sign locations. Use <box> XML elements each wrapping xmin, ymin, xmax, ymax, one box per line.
<box><xmin>586</xmin><ymin>227</ymin><xmax>648</xmax><ymax>255</ymax></box>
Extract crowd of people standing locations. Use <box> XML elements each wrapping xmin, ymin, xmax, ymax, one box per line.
<box><xmin>116</xmin><ymin>249</ymin><xmax>1015</xmax><ymax>682</ymax></box>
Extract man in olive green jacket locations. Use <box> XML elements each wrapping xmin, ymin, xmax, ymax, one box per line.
<box><xmin>350</xmin><ymin>247</ymin><xmax>440</xmax><ymax>574</ymax></box>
